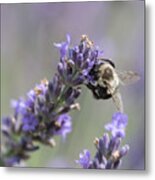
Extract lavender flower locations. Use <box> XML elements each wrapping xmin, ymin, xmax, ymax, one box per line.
<box><xmin>53</xmin><ymin>114</ymin><xmax>72</xmax><ymax>139</ymax></box>
<box><xmin>1</xmin><ymin>34</ymin><xmax>102</xmax><ymax>166</ymax></box>
<box><xmin>76</xmin><ymin>112</ymin><xmax>130</xmax><ymax>169</ymax></box>
<box><xmin>54</xmin><ymin>34</ymin><xmax>71</xmax><ymax>59</ymax></box>
<box><xmin>76</xmin><ymin>149</ymin><xmax>91</xmax><ymax>169</ymax></box>
<box><xmin>22</xmin><ymin>114</ymin><xmax>39</xmax><ymax>132</ymax></box>
<box><xmin>105</xmin><ymin>112</ymin><xmax>128</xmax><ymax>138</ymax></box>
<box><xmin>4</xmin><ymin>156</ymin><xmax>21</xmax><ymax>167</ymax></box>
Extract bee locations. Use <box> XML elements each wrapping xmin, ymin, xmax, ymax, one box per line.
<box><xmin>86</xmin><ymin>58</ymin><xmax>140</xmax><ymax>112</ymax></box>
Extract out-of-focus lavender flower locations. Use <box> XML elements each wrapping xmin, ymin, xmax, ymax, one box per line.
<box><xmin>75</xmin><ymin>149</ymin><xmax>91</xmax><ymax>169</ymax></box>
<box><xmin>4</xmin><ymin>156</ymin><xmax>21</xmax><ymax>166</ymax></box>
<box><xmin>105</xmin><ymin>112</ymin><xmax>128</xmax><ymax>138</ymax></box>
<box><xmin>76</xmin><ymin>112</ymin><xmax>129</xmax><ymax>169</ymax></box>
<box><xmin>1</xmin><ymin>34</ymin><xmax>103</xmax><ymax>167</ymax></box>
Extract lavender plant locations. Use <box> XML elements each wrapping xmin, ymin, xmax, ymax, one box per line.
<box><xmin>1</xmin><ymin>34</ymin><xmax>101</xmax><ymax>166</ymax></box>
<box><xmin>76</xmin><ymin>112</ymin><xmax>129</xmax><ymax>169</ymax></box>
<box><xmin>1</xmin><ymin>35</ymin><xmax>129</xmax><ymax>169</ymax></box>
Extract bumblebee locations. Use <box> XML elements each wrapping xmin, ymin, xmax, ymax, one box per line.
<box><xmin>86</xmin><ymin>59</ymin><xmax>140</xmax><ymax>112</ymax></box>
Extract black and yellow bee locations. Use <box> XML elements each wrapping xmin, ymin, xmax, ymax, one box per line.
<box><xmin>86</xmin><ymin>58</ymin><xmax>140</xmax><ymax>112</ymax></box>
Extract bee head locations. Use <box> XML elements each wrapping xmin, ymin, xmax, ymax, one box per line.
<box><xmin>99</xmin><ymin>63</ymin><xmax>114</xmax><ymax>81</ymax></box>
<box><xmin>102</xmin><ymin>67</ymin><xmax>113</xmax><ymax>80</ymax></box>
<box><xmin>87</xmin><ymin>58</ymin><xmax>116</xmax><ymax>84</ymax></box>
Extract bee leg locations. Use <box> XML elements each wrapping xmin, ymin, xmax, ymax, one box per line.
<box><xmin>86</xmin><ymin>83</ymin><xmax>101</xmax><ymax>99</ymax></box>
<box><xmin>92</xmin><ymin>88</ymin><xmax>112</xmax><ymax>100</ymax></box>
<box><xmin>92</xmin><ymin>90</ymin><xmax>101</xmax><ymax>99</ymax></box>
<box><xmin>86</xmin><ymin>83</ymin><xmax>95</xmax><ymax>90</ymax></box>
<box><xmin>112</xmin><ymin>91</ymin><xmax>124</xmax><ymax>113</ymax></box>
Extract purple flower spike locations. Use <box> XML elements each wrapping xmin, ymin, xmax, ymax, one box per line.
<box><xmin>76</xmin><ymin>112</ymin><xmax>129</xmax><ymax>169</ymax></box>
<box><xmin>76</xmin><ymin>149</ymin><xmax>91</xmax><ymax>169</ymax></box>
<box><xmin>54</xmin><ymin>34</ymin><xmax>71</xmax><ymax>59</ymax></box>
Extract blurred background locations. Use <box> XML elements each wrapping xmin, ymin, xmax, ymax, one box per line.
<box><xmin>1</xmin><ymin>1</ymin><xmax>144</xmax><ymax>169</ymax></box>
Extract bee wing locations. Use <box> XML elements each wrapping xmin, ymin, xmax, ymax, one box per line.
<box><xmin>112</xmin><ymin>90</ymin><xmax>124</xmax><ymax>113</ymax></box>
<box><xmin>116</xmin><ymin>70</ymin><xmax>140</xmax><ymax>86</ymax></box>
